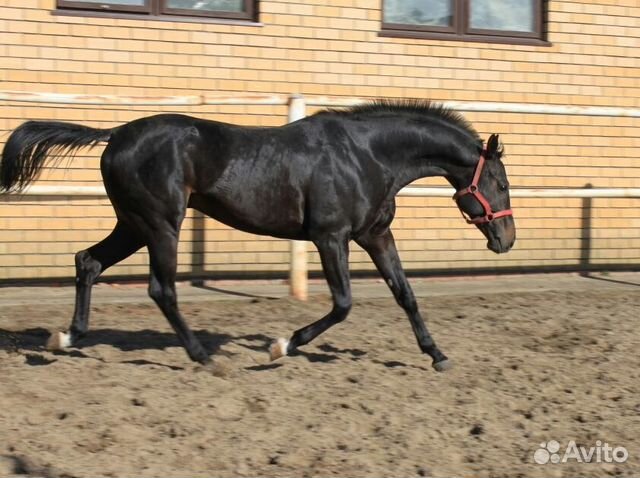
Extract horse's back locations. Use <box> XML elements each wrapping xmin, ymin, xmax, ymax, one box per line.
<box><xmin>188</xmin><ymin>121</ymin><xmax>318</xmax><ymax>238</ymax></box>
<box><xmin>190</xmin><ymin>116</ymin><xmax>392</xmax><ymax>239</ymax></box>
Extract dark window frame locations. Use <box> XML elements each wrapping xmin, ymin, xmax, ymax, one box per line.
<box><xmin>381</xmin><ymin>0</ymin><xmax>548</xmax><ymax>46</ymax></box>
<box><xmin>57</xmin><ymin>0</ymin><xmax>257</xmax><ymax>22</ymax></box>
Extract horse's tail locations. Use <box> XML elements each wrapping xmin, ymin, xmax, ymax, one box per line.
<box><xmin>0</xmin><ymin>121</ymin><xmax>113</xmax><ymax>192</ymax></box>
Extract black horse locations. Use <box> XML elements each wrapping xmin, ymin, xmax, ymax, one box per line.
<box><xmin>0</xmin><ymin>100</ymin><xmax>515</xmax><ymax>371</ymax></box>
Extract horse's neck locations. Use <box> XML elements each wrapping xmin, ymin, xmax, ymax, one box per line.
<box><xmin>374</xmin><ymin>123</ymin><xmax>477</xmax><ymax>194</ymax></box>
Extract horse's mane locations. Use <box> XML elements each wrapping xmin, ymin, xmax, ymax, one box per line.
<box><xmin>322</xmin><ymin>99</ymin><xmax>481</xmax><ymax>142</ymax></box>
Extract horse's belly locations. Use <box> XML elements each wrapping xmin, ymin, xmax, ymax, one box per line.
<box><xmin>188</xmin><ymin>193</ymin><xmax>306</xmax><ymax>240</ymax></box>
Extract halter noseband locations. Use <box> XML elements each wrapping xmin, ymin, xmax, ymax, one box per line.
<box><xmin>452</xmin><ymin>149</ymin><xmax>513</xmax><ymax>225</ymax></box>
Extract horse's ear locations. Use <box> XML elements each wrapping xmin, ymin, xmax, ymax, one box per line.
<box><xmin>486</xmin><ymin>134</ymin><xmax>500</xmax><ymax>159</ymax></box>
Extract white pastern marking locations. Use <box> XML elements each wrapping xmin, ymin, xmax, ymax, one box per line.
<box><xmin>270</xmin><ymin>337</ymin><xmax>289</xmax><ymax>361</ymax></box>
<box><xmin>47</xmin><ymin>331</ymin><xmax>72</xmax><ymax>350</ymax></box>
<box><xmin>59</xmin><ymin>332</ymin><xmax>72</xmax><ymax>348</ymax></box>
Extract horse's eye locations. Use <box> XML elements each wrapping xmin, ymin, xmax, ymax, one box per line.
<box><xmin>499</xmin><ymin>182</ymin><xmax>509</xmax><ymax>192</ymax></box>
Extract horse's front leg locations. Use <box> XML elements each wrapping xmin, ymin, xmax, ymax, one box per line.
<box><xmin>356</xmin><ymin>229</ymin><xmax>451</xmax><ymax>372</ymax></box>
<box><xmin>270</xmin><ymin>233</ymin><xmax>351</xmax><ymax>360</ymax></box>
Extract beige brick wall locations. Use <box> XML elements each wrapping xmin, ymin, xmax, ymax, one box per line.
<box><xmin>1</xmin><ymin>0</ymin><xmax>639</xmax><ymax>281</ymax></box>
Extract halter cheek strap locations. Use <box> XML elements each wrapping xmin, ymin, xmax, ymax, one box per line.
<box><xmin>452</xmin><ymin>149</ymin><xmax>513</xmax><ymax>225</ymax></box>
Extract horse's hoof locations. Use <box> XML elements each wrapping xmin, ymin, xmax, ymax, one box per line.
<box><xmin>46</xmin><ymin>331</ymin><xmax>72</xmax><ymax>350</ymax></box>
<box><xmin>269</xmin><ymin>338</ymin><xmax>289</xmax><ymax>361</ymax></box>
<box><xmin>195</xmin><ymin>359</ymin><xmax>232</xmax><ymax>378</ymax></box>
<box><xmin>432</xmin><ymin>359</ymin><xmax>453</xmax><ymax>372</ymax></box>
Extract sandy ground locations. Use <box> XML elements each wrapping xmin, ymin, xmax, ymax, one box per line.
<box><xmin>0</xmin><ymin>273</ymin><xmax>639</xmax><ymax>477</ymax></box>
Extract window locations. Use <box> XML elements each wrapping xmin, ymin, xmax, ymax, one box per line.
<box><xmin>57</xmin><ymin>0</ymin><xmax>257</xmax><ymax>21</ymax></box>
<box><xmin>381</xmin><ymin>0</ymin><xmax>545</xmax><ymax>45</ymax></box>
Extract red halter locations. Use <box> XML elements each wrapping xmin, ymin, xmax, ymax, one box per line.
<box><xmin>452</xmin><ymin>149</ymin><xmax>513</xmax><ymax>225</ymax></box>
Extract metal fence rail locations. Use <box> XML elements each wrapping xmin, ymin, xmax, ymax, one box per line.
<box><xmin>2</xmin><ymin>91</ymin><xmax>640</xmax><ymax>297</ymax></box>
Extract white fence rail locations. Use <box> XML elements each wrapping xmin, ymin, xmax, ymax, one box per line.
<box><xmin>15</xmin><ymin>185</ymin><xmax>640</xmax><ymax>199</ymax></box>
<box><xmin>3</xmin><ymin>90</ymin><xmax>640</xmax><ymax>117</ymax></box>
<box><xmin>2</xmin><ymin>91</ymin><xmax>640</xmax><ymax>297</ymax></box>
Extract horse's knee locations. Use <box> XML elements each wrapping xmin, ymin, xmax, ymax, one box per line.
<box><xmin>148</xmin><ymin>281</ymin><xmax>164</xmax><ymax>305</ymax></box>
<box><xmin>148</xmin><ymin>282</ymin><xmax>176</xmax><ymax>309</ymax></box>
<box><xmin>75</xmin><ymin>250</ymin><xmax>102</xmax><ymax>285</ymax></box>
<box><xmin>396</xmin><ymin>291</ymin><xmax>418</xmax><ymax>314</ymax></box>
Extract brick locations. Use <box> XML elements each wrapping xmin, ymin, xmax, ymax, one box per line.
<box><xmin>1</xmin><ymin>3</ymin><xmax>640</xmax><ymax>279</ymax></box>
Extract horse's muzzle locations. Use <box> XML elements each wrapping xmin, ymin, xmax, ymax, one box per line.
<box><xmin>483</xmin><ymin>215</ymin><xmax>515</xmax><ymax>254</ymax></box>
<box><xmin>488</xmin><ymin>236</ymin><xmax>515</xmax><ymax>254</ymax></box>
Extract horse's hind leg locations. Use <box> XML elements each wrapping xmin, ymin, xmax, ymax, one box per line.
<box><xmin>145</xmin><ymin>229</ymin><xmax>210</xmax><ymax>364</ymax></box>
<box><xmin>356</xmin><ymin>229</ymin><xmax>451</xmax><ymax>372</ymax></box>
<box><xmin>46</xmin><ymin>221</ymin><xmax>144</xmax><ymax>350</ymax></box>
<box><xmin>270</xmin><ymin>233</ymin><xmax>352</xmax><ymax>360</ymax></box>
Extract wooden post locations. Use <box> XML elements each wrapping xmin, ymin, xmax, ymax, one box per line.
<box><xmin>288</xmin><ymin>95</ymin><xmax>308</xmax><ymax>300</ymax></box>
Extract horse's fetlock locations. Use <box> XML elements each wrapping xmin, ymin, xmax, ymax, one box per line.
<box><xmin>69</xmin><ymin>325</ymin><xmax>87</xmax><ymax>339</ymax></box>
<box><xmin>194</xmin><ymin>352</ymin><xmax>210</xmax><ymax>364</ymax></box>
<box><xmin>188</xmin><ymin>342</ymin><xmax>210</xmax><ymax>363</ymax></box>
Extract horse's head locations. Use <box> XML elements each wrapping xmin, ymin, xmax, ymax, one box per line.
<box><xmin>453</xmin><ymin>134</ymin><xmax>516</xmax><ymax>254</ymax></box>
